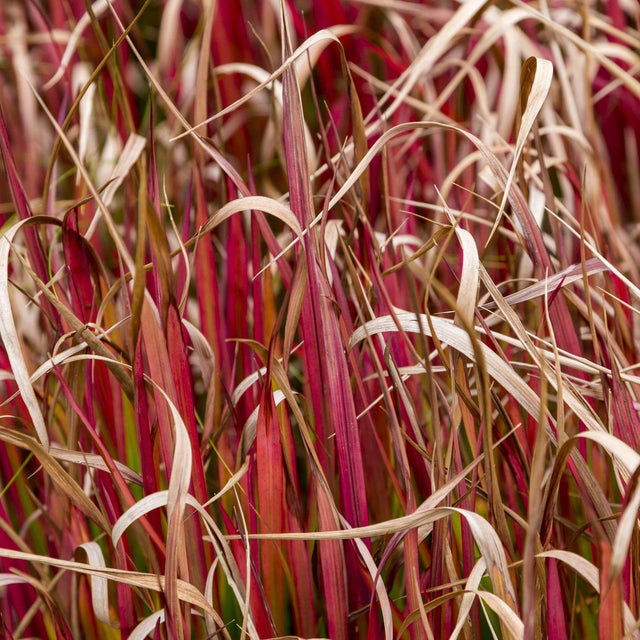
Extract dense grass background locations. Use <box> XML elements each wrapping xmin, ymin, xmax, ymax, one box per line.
<box><xmin>1</xmin><ymin>0</ymin><xmax>640</xmax><ymax>638</ymax></box>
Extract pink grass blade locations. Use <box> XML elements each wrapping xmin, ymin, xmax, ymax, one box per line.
<box><xmin>62</xmin><ymin>211</ymin><xmax>100</xmax><ymax>324</ymax></box>
<box><xmin>316</xmin><ymin>486</ymin><xmax>349</xmax><ymax>640</ymax></box>
<box><xmin>133</xmin><ymin>339</ymin><xmax>161</xmax><ymax>498</ymax></box>
<box><xmin>281</xmin><ymin>22</ymin><xmax>371</xmax><ymax>627</ymax></box>
<box><xmin>606</xmin><ymin>359</ymin><xmax>640</xmax><ymax>445</ymax></box>
<box><xmin>599</xmin><ymin>541</ymin><xmax>624</xmax><ymax>640</ymax></box>
<box><xmin>193</xmin><ymin>169</ymin><xmax>225</xmax><ymax>414</ymax></box>
<box><xmin>546</xmin><ymin>558</ymin><xmax>568</xmax><ymax>640</ymax></box>
<box><xmin>255</xmin><ymin>382</ymin><xmax>285</xmax><ymax>633</ymax></box>
<box><xmin>279</xmin><ymin>406</ymin><xmax>318</xmax><ymax>636</ymax></box>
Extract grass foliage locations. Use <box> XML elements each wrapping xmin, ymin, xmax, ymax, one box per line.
<box><xmin>2</xmin><ymin>0</ymin><xmax>640</xmax><ymax>638</ymax></box>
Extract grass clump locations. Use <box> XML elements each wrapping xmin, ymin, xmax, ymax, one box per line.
<box><xmin>1</xmin><ymin>1</ymin><xmax>640</xmax><ymax>638</ymax></box>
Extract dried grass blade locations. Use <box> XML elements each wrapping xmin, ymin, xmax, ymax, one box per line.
<box><xmin>0</xmin><ymin>547</ymin><xmax>215</xmax><ymax>614</ymax></box>
<box><xmin>162</xmin><ymin>387</ymin><xmax>193</xmax><ymax>640</ymax></box>
<box><xmin>450</xmin><ymin>558</ymin><xmax>487</xmax><ymax>640</ymax></box>
<box><xmin>234</xmin><ymin>505</ymin><xmax>516</xmax><ymax>607</ymax></box>
<box><xmin>7</xmin><ymin>243</ymin><xmax>135</xmax><ymax>399</ymax></box>
<box><xmin>112</xmin><ymin>491</ymin><xmax>169</xmax><ymax>548</ymax></box>
<box><xmin>488</xmin><ymin>57</ymin><xmax>553</xmax><ymax>244</ymax></box>
<box><xmin>573</xmin><ymin>431</ymin><xmax>640</xmax><ymax>479</ymax></box>
<box><xmin>200</xmin><ymin>196</ymin><xmax>302</xmax><ymax>240</ymax></box>
<box><xmin>451</xmin><ymin>223</ymin><xmax>480</xmax><ymax>329</ymax></box>
<box><xmin>55</xmin><ymin>448</ymin><xmax>142</xmax><ymax>485</ymax></box>
<box><xmin>42</xmin><ymin>0</ymin><xmax>109</xmax><ymax>89</ymax></box>
<box><xmin>0</xmin><ymin>574</ymin><xmax>29</xmax><ymax>588</ymax></box>
<box><xmin>475</xmin><ymin>591</ymin><xmax>524</xmax><ymax>639</ymax></box>
<box><xmin>171</xmin><ymin>29</ymin><xmax>346</xmax><ymax>141</ymax></box>
<box><xmin>27</xmin><ymin>81</ymin><xmax>137</xmax><ymax>275</ymax></box>
<box><xmin>0</xmin><ymin>431</ymin><xmax>109</xmax><ymax>531</ymax></box>
<box><xmin>17</xmin><ymin>440</ymin><xmax>141</xmax><ymax>485</ymax></box>
<box><xmin>350</xmin><ymin>313</ymin><xmax>541</xmax><ymax>418</ymax></box>
<box><xmin>611</xmin><ymin>473</ymin><xmax>640</xmax><ymax>587</ymax></box>
<box><xmin>0</xmin><ymin>220</ymin><xmax>48</xmax><ymax>447</ymax></box>
<box><xmin>337</xmin><ymin>525</ymin><xmax>393</xmax><ymax>640</ymax></box>
<box><xmin>77</xmin><ymin>542</ymin><xmax>111</xmax><ymax>626</ymax></box>
<box><xmin>89</xmin><ymin>134</ymin><xmax>147</xmax><ymax>223</ymax></box>
<box><xmin>481</xmin><ymin>257</ymin><xmax>608</xmax><ymax>310</ymax></box>
<box><xmin>378</xmin><ymin>0</ymin><xmax>488</xmax><ymax>120</ymax></box>
<box><xmin>128</xmin><ymin>610</ymin><xmax>165</xmax><ymax>640</ymax></box>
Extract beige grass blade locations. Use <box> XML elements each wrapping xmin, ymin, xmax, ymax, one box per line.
<box><xmin>77</xmin><ymin>542</ymin><xmax>112</xmax><ymax>626</ymax></box>
<box><xmin>0</xmin><ymin>574</ymin><xmax>29</xmax><ymax>588</ymax></box>
<box><xmin>478</xmin><ymin>263</ymin><xmax>609</xmax><ymax>435</ymax></box>
<box><xmin>439</xmin><ymin>197</ymin><xmax>480</xmax><ymax>329</ymax></box>
<box><xmin>455</xmin><ymin>227</ymin><xmax>480</xmax><ymax>329</ymax></box>
<box><xmin>611</xmin><ymin>474</ymin><xmax>640</xmax><ymax>589</ymax></box>
<box><xmin>514</xmin><ymin>1</ymin><xmax>640</xmax><ymax>101</ymax></box>
<box><xmin>113</xmin><ymin>457</ymin><xmax>248</xmax><ymax>547</ymax></box>
<box><xmin>569</xmin><ymin>432</ymin><xmax>640</xmax><ymax>585</ymax></box>
<box><xmin>73</xmin><ymin>63</ymin><xmax>96</xmax><ymax>172</ymax></box>
<box><xmin>0</xmin><ymin>219</ymin><xmax>48</xmax><ymax>447</ymax></box>
<box><xmin>377</xmin><ymin>0</ymin><xmax>488</xmax><ymax>121</ymax></box>
<box><xmin>450</xmin><ymin>558</ymin><xmax>487</xmax><ymax>640</ymax></box>
<box><xmin>264</xmin><ymin>119</ymin><xmax>507</xmax><ymax>271</ymax></box>
<box><xmin>0</xmin><ymin>548</ymin><xmax>215</xmax><ymax>614</ymax></box>
<box><xmin>574</xmin><ymin>432</ymin><xmax>640</xmax><ymax>479</ymax></box>
<box><xmin>187</xmin><ymin>497</ymin><xmax>259</xmax><ymax>638</ymax></box>
<box><xmin>336</xmin><ymin>516</ymin><xmax>393</xmax><ymax>640</ymax></box>
<box><xmin>162</xmin><ymin>392</ymin><xmax>191</xmax><ymax>525</ymax></box>
<box><xmin>42</xmin><ymin>0</ymin><xmax>110</xmax><ymax>89</ymax></box>
<box><xmin>203</xmin><ymin>560</ymin><xmax>226</xmax><ymax>638</ymax></box>
<box><xmin>129</xmin><ymin>382</ymin><xmax>192</xmax><ymax>638</ymax></box>
<box><xmin>85</xmin><ymin>133</ymin><xmax>147</xmax><ymax>240</ymax></box>
<box><xmin>128</xmin><ymin>610</ymin><xmax>165</xmax><ymax>640</ymax></box>
<box><xmin>0</xmin><ymin>429</ymin><xmax>111</xmax><ymax>531</ymax></box>
<box><xmin>2</xmin><ymin>348</ymin><xmax>132</xmax><ymax>420</ymax></box>
<box><xmin>476</xmin><ymin>590</ymin><xmax>524</xmax><ymax>638</ymax></box>
<box><xmin>487</xmin><ymin>57</ymin><xmax>553</xmax><ymax>245</ymax></box>
<box><xmin>49</xmin><ymin>446</ymin><xmax>142</xmax><ymax>485</ymax></box>
<box><xmin>171</xmin><ymin>29</ymin><xmax>347</xmax><ymax>141</ymax></box>
<box><xmin>112</xmin><ymin>491</ymin><xmax>170</xmax><ymax>548</ymax></box>
<box><xmin>199</xmin><ymin>196</ymin><xmax>302</xmax><ymax>241</ymax></box>
<box><xmin>228</xmin><ymin>505</ymin><xmax>516</xmax><ymax>607</ymax></box>
<box><xmin>481</xmin><ymin>257</ymin><xmax>608</xmax><ymax>310</ymax></box>
<box><xmin>212</xmin><ymin>62</ymin><xmax>316</xmax><ymax>170</ymax></box>
<box><xmin>350</xmin><ymin>313</ymin><xmax>541</xmax><ymax>417</ymax></box>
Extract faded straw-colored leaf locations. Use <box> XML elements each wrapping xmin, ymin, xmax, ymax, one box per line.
<box><xmin>0</xmin><ymin>220</ymin><xmax>48</xmax><ymax>447</ymax></box>
<box><xmin>77</xmin><ymin>542</ymin><xmax>112</xmax><ymax>626</ymax></box>
<box><xmin>350</xmin><ymin>313</ymin><xmax>541</xmax><ymax>418</ymax></box>
<box><xmin>127</xmin><ymin>609</ymin><xmax>165</xmax><ymax>640</ymax></box>
<box><xmin>487</xmin><ymin>57</ymin><xmax>553</xmax><ymax>243</ymax></box>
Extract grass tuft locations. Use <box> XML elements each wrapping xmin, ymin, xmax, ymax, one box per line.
<box><xmin>1</xmin><ymin>1</ymin><xmax>640</xmax><ymax>638</ymax></box>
